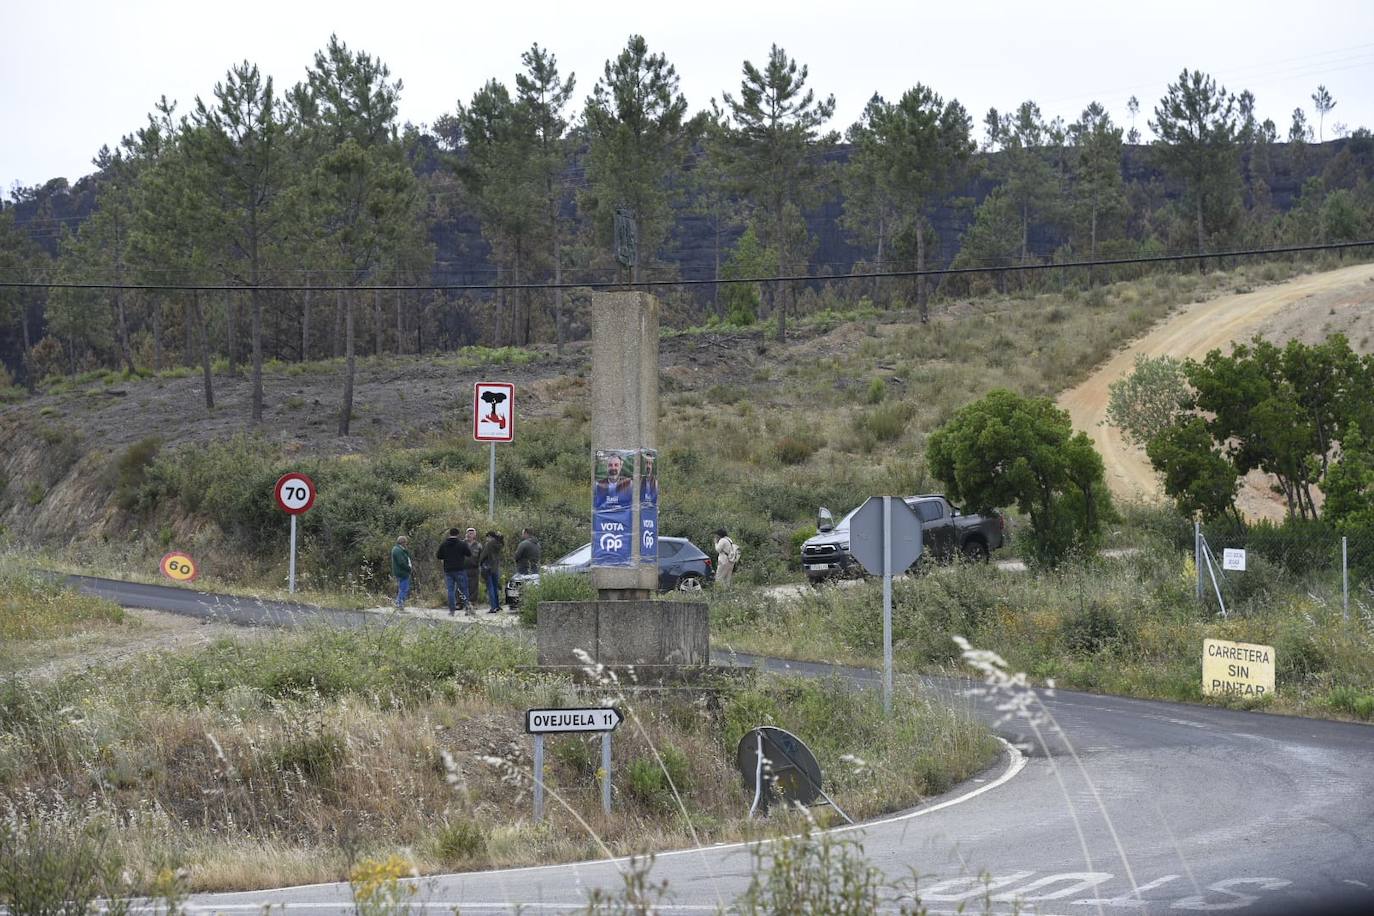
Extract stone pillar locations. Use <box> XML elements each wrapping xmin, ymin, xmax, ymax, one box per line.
<box><xmin>589</xmin><ymin>291</ymin><xmax>659</xmax><ymax>596</ymax></box>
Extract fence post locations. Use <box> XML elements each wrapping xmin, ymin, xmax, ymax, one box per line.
<box><xmin>1342</xmin><ymin>535</ymin><xmax>1349</xmax><ymax>623</ymax></box>
<box><xmin>1195</xmin><ymin>520</ymin><xmax>1203</xmax><ymax>603</ymax></box>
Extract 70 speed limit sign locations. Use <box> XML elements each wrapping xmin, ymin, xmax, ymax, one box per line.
<box><xmin>274</xmin><ymin>473</ymin><xmax>316</xmax><ymax>515</ymax></box>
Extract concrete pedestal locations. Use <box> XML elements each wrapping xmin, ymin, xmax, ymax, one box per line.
<box><xmin>537</xmin><ymin>600</ymin><xmax>709</xmax><ymax>668</ymax></box>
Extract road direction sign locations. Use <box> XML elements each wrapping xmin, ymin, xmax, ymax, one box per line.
<box><xmin>525</xmin><ymin>707</ymin><xmax>623</xmax><ymax>734</ymax></box>
<box><xmin>848</xmin><ymin>496</ymin><xmax>923</xmax><ymax>576</ymax></box>
<box><xmin>274</xmin><ymin>473</ymin><xmax>316</xmax><ymax>515</ymax></box>
<box><xmin>160</xmin><ymin>551</ymin><xmax>198</xmax><ymax>582</ymax></box>
<box><xmin>474</xmin><ymin>382</ymin><xmax>515</xmax><ymax>442</ymax></box>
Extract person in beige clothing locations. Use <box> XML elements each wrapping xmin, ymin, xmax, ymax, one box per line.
<box><xmin>714</xmin><ymin>528</ymin><xmax>740</xmax><ymax>587</ymax></box>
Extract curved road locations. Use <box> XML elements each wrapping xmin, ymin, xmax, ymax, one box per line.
<box><xmin>1057</xmin><ymin>262</ymin><xmax>1374</xmax><ymax>521</ymax></box>
<box><xmin>63</xmin><ymin>575</ymin><xmax>1374</xmax><ymax>915</ymax></box>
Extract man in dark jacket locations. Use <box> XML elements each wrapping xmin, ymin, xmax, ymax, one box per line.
<box><xmin>435</xmin><ymin>527</ymin><xmax>472</xmax><ymax>616</ymax></box>
<box><xmin>513</xmin><ymin>528</ymin><xmax>541</xmax><ymax>575</ymax></box>
<box><xmin>478</xmin><ymin>531</ymin><xmax>505</xmax><ymax>613</ymax></box>
<box><xmin>461</xmin><ymin>528</ymin><xmax>481</xmax><ymax>608</ymax></box>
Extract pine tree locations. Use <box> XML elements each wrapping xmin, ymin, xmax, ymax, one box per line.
<box><xmin>716</xmin><ymin>44</ymin><xmax>838</xmax><ymax>340</ymax></box>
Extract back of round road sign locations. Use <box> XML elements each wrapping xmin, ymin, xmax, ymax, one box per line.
<box><xmin>735</xmin><ymin>725</ymin><xmax>824</xmax><ymax>809</ymax></box>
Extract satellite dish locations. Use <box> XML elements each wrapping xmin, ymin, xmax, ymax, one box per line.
<box><xmin>736</xmin><ymin>726</ymin><xmax>824</xmax><ymax>812</ymax></box>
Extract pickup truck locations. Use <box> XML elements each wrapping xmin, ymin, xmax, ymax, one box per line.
<box><xmin>799</xmin><ymin>494</ymin><xmax>1005</xmax><ymax>584</ymax></box>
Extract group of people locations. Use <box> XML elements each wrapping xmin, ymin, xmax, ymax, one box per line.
<box><xmin>388</xmin><ymin>523</ymin><xmax>741</xmax><ymax>612</ymax></box>
<box><xmin>389</xmin><ymin>527</ymin><xmax>541</xmax><ymax>616</ymax></box>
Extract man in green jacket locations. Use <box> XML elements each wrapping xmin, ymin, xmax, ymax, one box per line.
<box><xmin>391</xmin><ymin>535</ymin><xmax>413</xmax><ymax>610</ymax></box>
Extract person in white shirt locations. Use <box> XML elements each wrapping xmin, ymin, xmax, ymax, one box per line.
<box><xmin>714</xmin><ymin>528</ymin><xmax>740</xmax><ymax>587</ymax></box>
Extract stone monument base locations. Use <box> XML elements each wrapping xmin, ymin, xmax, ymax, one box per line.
<box><xmin>537</xmin><ymin>600</ymin><xmax>709</xmax><ymax>668</ymax></box>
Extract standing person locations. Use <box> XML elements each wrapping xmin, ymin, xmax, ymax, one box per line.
<box><xmin>479</xmin><ymin>530</ymin><xmax>506</xmax><ymax>613</ymax></box>
<box><xmin>391</xmin><ymin>535</ymin><xmax>413</xmax><ymax>610</ymax></box>
<box><xmin>436</xmin><ymin>527</ymin><xmax>473</xmax><ymax>617</ymax></box>
<box><xmin>714</xmin><ymin>528</ymin><xmax>740</xmax><ymax>587</ymax></box>
<box><xmin>461</xmin><ymin>527</ymin><xmax>481</xmax><ymax>610</ymax></box>
<box><xmin>514</xmin><ymin>528</ymin><xmax>542</xmax><ymax>574</ymax></box>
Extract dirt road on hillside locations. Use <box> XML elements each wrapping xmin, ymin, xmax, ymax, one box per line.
<box><xmin>1058</xmin><ymin>262</ymin><xmax>1374</xmax><ymax>520</ymax></box>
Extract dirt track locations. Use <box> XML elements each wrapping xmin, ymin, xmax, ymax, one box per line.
<box><xmin>1058</xmin><ymin>262</ymin><xmax>1374</xmax><ymax>520</ymax></box>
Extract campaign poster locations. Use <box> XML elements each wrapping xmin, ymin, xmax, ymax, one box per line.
<box><xmin>639</xmin><ymin>448</ymin><xmax>658</xmax><ymax>508</ymax></box>
<box><xmin>593</xmin><ymin>448</ymin><xmax>636</xmax><ymax>511</ymax></box>
<box><xmin>639</xmin><ymin>504</ymin><xmax>658</xmax><ymax>566</ymax></box>
<box><xmin>592</xmin><ymin>506</ymin><xmax>633</xmax><ymax>566</ymax></box>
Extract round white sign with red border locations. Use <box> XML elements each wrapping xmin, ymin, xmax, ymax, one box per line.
<box><xmin>274</xmin><ymin>473</ymin><xmax>316</xmax><ymax>515</ymax></box>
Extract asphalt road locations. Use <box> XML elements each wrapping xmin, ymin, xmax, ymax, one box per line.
<box><xmin>63</xmin><ymin>575</ymin><xmax>1374</xmax><ymax>915</ymax></box>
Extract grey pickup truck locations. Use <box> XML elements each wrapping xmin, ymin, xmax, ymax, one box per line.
<box><xmin>800</xmin><ymin>494</ymin><xmax>1005</xmax><ymax>584</ymax></box>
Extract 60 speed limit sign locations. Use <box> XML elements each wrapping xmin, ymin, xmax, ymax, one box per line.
<box><xmin>160</xmin><ymin>552</ymin><xmax>198</xmax><ymax>582</ymax></box>
<box><xmin>274</xmin><ymin>473</ymin><xmax>316</xmax><ymax>515</ymax></box>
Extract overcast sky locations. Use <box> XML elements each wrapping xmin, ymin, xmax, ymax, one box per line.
<box><xmin>4</xmin><ymin>0</ymin><xmax>1373</xmax><ymax>193</ymax></box>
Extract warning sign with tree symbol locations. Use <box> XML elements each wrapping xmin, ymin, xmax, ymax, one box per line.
<box><xmin>473</xmin><ymin>382</ymin><xmax>515</xmax><ymax>442</ymax></box>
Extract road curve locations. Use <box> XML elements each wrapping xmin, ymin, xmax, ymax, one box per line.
<box><xmin>63</xmin><ymin>575</ymin><xmax>1374</xmax><ymax>915</ymax></box>
<box><xmin>1057</xmin><ymin>262</ymin><xmax>1374</xmax><ymax>520</ymax></box>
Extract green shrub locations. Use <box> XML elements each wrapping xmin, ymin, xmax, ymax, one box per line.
<box><xmin>111</xmin><ymin>436</ymin><xmax>161</xmax><ymax>512</ymax></box>
<box><xmin>625</xmin><ymin>746</ymin><xmax>690</xmax><ymax>811</ymax></box>
<box><xmin>271</xmin><ymin>729</ymin><xmax>347</xmax><ymax>787</ymax></box>
<box><xmin>519</xmin><ymin>572</ymin><xmax>597</xmax><ymax>627</ymax></box>
<box><xmin>434</xmin><ymin>820</ymin><xmax>488</xmax><ymax>863</ymax></box>
<box><xmin>1327</xmin><ymin>686</ymin><xmax>1374</xmax><ymax>720</ymax></box>
<box><xmin>865</xmin><ymin>377</ymin><xmax>886</xmax><ymax>405</ymax></box>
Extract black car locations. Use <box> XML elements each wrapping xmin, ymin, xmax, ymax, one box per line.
<box><xmin>505</xmin><ymin>536</ymin><xmax>715</xmax><ymax>606</ymax></box>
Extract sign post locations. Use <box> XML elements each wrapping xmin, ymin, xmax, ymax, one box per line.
<box><xmin>474</xmin><ymin>382</ymin><xmax>515</xmax><ymax>520</ymax></box>
<box><xmin>274</xmin><ymin>473</ymin><xmax>316</xmax><ymax>594</ymax></box>
<box><xmin>847</xmin><ymin>496</ymin><xmax>923</xmax><ymax>715</ymax></box>
<box><xmin>525</xmin><ymin>706</ymin><xmax>624</xmax><ymax>821</ymax></box>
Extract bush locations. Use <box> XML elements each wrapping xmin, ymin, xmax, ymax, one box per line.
<box><xmin>851</xmin><ymin>401</ymin><xmax>911</xmax><ymax>445</ymax></box>
<box><xmin>865</xmin><ymin>377</ymin><xmax>886</xmax><ymax>404</ymax></box>
<box><xmin>434</xmin><ymin>819</ymin><xmax>488</xmax><ymax>863</ymax></box>
<box><xmin>518</xmin><ymin>572</ymin><xmax>597</xmax><ymax>627</ymax></box>
<box><xmin>625</xmin><ymin>746</ymin><xmax>690</xmax><ymax>812</ymax></box>
<box><xmin>774</xmin><ymin>435</ymin><xmax>818</xmax><ymax>466</ymax></box>
<box><xmin>110</xmin><ymin>436</ymin><xmax>161</xmax><ymax>512</ymax></box>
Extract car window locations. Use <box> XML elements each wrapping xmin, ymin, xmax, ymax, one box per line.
<box><xmin>914</xmin><ymin>500</ymin><xmax>944</xmax><ymax>522</ymax></box>
<box><xmin>657</xmin><ymin>540</ymin><xmax>683</xmax><ymax>559</ymax></box>
<box><xmin>555</xmin><ymin>544</ymin><xmax>592</xmax><ymax>566</ymax></box>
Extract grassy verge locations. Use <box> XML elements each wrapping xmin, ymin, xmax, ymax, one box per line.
<box><xmin>712</xmin><ymin>506</ymin><xmax>1374</xmax><ymax>723</ymax></box>
<box><xmin>0</xmin><ymin>573</ymin><xmax>998</xmax><ymax>896</ymax></box>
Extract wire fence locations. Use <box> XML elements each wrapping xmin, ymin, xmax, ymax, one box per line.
<box><xmin>1193</xmin><ymin>520</ymin><xmax>1374</xmax><ymax>622</ymax></box>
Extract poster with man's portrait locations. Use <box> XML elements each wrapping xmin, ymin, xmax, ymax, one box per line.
<box><xmin>593</xmin><ymin>448</ymin><xmax>636</xmax><ymax>511</ymax></box>
<box><xmin>639</xmin><ymin>448</ymin><xmax>658</xmax><ymax>507</ymax></box>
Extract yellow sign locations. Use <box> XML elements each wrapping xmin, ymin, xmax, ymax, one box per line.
<box><xmin>1202</xmin><ymin>638</ymin><xmax>1275</xmax><ymax>698</ymax></box>
<box><xmin>160</xmin><ymin>551</ymin><xmax>198</xmax><ymax>583</ymax></box>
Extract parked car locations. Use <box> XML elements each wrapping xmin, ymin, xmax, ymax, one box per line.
<box><xmin>505</xmin><ymin>536</ymin><xmax>715</xmax><ymax>606</ymax></box>
<box><xmin>800</xmin><ymin>494</ymin><xmax>1005</xmax><ymax>585</ymax></box>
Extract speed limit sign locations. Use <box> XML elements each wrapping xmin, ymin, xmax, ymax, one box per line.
<box><xmin>274</xmin><ymin>473</ymin><xmax>316</xmax><ymax>515</ymax></box>
<box><xmin>160</xmin><ymin>551</ymin><xmax>198</xmax><ymax>582</ymax></box>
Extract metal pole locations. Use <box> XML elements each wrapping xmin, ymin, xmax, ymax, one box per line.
<box><xmin>488</xmin><ymin>441</ymin><xmax>496</xmax><ymax>520</ymax></box>
<box><xmin>533</xmin><ymin>734</ymin><xmax>544</xmax><ymax>822</ymax></box>
<box><xmin>601</xmin><ymin>733</ymin><xmax>612</xmax><ymax>816</ymax></box>
<box><xmin>882</xmin><ymin>496</ymin><xmax>893</xmax><ymax>716</ymax></box>
<box><xmin>1342</xmin><ymin>536</ymin><xmax>1349</xmax><ymax>623</ymax></box>
<box><xmin>748</xmin><ymin>731</ymin><xmax>765</xmax><ymax>818</ymax></box>
<box><xmin>1195</xmin><ymin>520</ymin><xmax>1203</xmax><ymax>603</ymax></box>
<box><xmin>289</xmin><ymin>514</ymin><xmax>297</xmax><ymax>595</ymax></box>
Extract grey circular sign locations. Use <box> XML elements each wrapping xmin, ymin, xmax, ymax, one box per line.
<box><xmin>735</xmin><ymin>725</ymin><xmax>824</xmax><ymax>809</ymax></box>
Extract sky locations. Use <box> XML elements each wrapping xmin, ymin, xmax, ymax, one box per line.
<box><xmin>4</xmin><ymin>0</ymin><xmax>1374</xmax><ymax>193</ymax></box>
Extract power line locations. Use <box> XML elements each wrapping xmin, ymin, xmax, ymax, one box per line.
<box><xmin>0</xmin><ymin>240</ymin><xmax>1370</xmax><ymax>293</ymax></box>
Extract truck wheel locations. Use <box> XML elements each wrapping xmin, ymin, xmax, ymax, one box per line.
<box><xmin>962</xmin><ymin>539</ymin><xmax>989</xmax><ymax>563</ymax></box>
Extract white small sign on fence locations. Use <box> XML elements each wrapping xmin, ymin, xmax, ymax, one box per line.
<box><xmin>1222</xmin><ymin>548</ymin><xmax>1247</xmax><ymax>571</ymax></box>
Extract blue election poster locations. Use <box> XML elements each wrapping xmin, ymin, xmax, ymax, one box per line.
<box><xmin>592</xmin><ymin>507</ymin><xmax>633</xmax><ymax>566</ymax></box>
<box><xmin>640</xmin><ymin>504</ymin><xmax>658</xmax><ymax>566</ymax></box>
